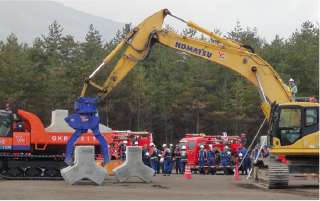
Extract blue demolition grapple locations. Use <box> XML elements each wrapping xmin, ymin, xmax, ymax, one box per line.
<box><xmin>64</xmin><ymin>96</ymin><xmax>110</xmax><ymax>166</ymax></box>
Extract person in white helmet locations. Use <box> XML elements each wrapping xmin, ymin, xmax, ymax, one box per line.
<box><xmin>173</xmin><ymin>144</ymin><xmax>181</xmax><ymax>174</ymax></box>
<box><xmin>198</xmin><ymin>145</ymin><xmax>206</xmax><ymax>175</ymax></box>
<box><xmin>160</xmin><ymin>144</ymin><xmax>172</xmax><ymax>176</ymax></box>
<box><xmin>285</xmin><ymin>78</ymin><xmax>298</xmax><ymax>97</ymax></box>
<box><xmin>142</xmin><ymin>144</ymin><xmax>150</xmax><ymax>166</ymax></box>
<box><xmin>237</xmin><ymin>153</ymin><xmax>245</xmax><ymax>175</ymax></box>
<box><xmin>180</xmin><ymin>146</ymin><xmax>188</xmax><ymax>174</ymax></box>
<box><xmin>120</xmin><ymin>140</ymin><xmax>128</xmax><ymax>161</ymax></box>
<box><xmin>168</xmin><ymin>144</ymin><xmax>174</xmax><ymax>174</ymax></box>
<box><xmin>148</xmin><ymin>143</ymin><xmax>158</xmax><ymax>173</ymax></box>
<box><xmin>220</xmin><ymin>146</ymin><xmax>229</xmax><ymax>175</ymax></box>
<box><xmin>134</xmin><ymin>141</ymin><xmax>139</xmax><ymax>146</ymax></box>
<box><xmin>207</xmin><ymin>145</ymin><xmax>217</xmax><ymax>175</ymax></box>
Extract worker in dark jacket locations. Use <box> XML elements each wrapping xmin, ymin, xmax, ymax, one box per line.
<box><xmin>237</xmin><ymin>153</ymin><xmax>245</xmax><ymax>175</ymax></box>
<box><xmin>160</xmin><ymin>144</ymin><xmax>172</xmax><ymax>176</ymax></box>
<box><xmin>120</xmin><ymin>141</ymin><xmax>128</xmax><ymax>161</ymax></box>
<box><xmin>180</xmin><ymin>146</ymin><xmax>188</xmax><ymax>174</ymax></box>
<box><xmin>148</xmin><ymin>143</ymin><xmax>158</xmax><ymax>172</ymax></box>
<box><xmin>168</xmin><ymin>144</ymin><xmax>174</xmax><ymax>174</ymax></box>
<box><xmin>157</xmin><ymin>149</ymin><xmax>162</xmax><ymax>174</ymax></box>
<box><xmin>198</xmin><ymin>145</ymin><xmax>206</xmax><ymax>175</ymax></box>
<box><xmin>173</xmin><ymin>144</ymin><xmax>181</xmax><ymax>174</ymax></box>
<box><xmin>142</xmin><ymin>144</ymin><xmax>149</xmax><ymax>166</ymax></box>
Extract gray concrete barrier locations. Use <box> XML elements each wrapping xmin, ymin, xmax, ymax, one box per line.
<box><xmin>113</xmin><ymin>146</ymin><xmax>155</xmax><ymax>183</ymax></box>
<box><xmin>61</xmin><ymin>146</ymin><xmax>108</xmax><ymax>185</ymax></box>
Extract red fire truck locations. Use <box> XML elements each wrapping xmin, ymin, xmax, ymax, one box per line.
<box><xmin>109</xmin><ymin>130</ymin><xmax>153</xmax><ymax>160</ymax></box>
<box><xmin>178</xmin><ymin>133</ymin><xmax>246</xmax><ymax>172</ymax></box>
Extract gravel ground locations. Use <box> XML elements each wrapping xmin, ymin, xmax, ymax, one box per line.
<box><xmin>0</xmin><ymin>174</ymin><xmax>318</xmax><ymax>200</ymax></box>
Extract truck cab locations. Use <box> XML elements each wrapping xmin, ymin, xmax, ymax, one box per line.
<box><xmin>179</xmin><ymin>133</ymin><xmax>245</xmax><ymax>167</ymax></box>
<box><xmin>0</xmin><ymin>110</ymin><xmax>32</xmax><ymax>152</ymax></box>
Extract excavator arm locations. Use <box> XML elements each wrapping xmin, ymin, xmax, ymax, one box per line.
<box><xmin>64</xmin><ymin>9</ymin><xmax>300</xmax><ymax>167</ymax></box>
<box><xmin>81</xmin><ymin>9</ymin><xmax>294</xmax><ymax>121</ymax></box>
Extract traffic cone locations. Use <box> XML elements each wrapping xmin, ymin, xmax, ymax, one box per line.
<box><xmin>233</xmin><ymin>165</ymin><xmax>241</xmax><ymax>180</ymax></box>
<box><xmin>184</xmin><ymin>165</ymin><xmax>192</xmax><ymax>179</ymax></box>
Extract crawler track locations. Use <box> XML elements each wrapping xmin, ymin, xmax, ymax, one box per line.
<box><xmin>254</xmin><ymin>158</ymin><xmax>289</xmax><ymax>189</ymax></box>
<box><xmin>0</xmin><ymin>154</ymin><xmax>67</xmax><ymax>180</ymax></box>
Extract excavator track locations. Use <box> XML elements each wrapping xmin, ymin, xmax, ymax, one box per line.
<box><xmin>0</xmin><ymin>154</ymin><xmax>66</xmax><ymax>181</ymax></box>
<box><xmin>0</xmin><ymin>175</ymin><xmax>64</xmax><ymax>180</ymax></box>
<box><xmin>253</xmin><ymin>158</ymin><xmax>289</xmax><ymax>189</ymax></box>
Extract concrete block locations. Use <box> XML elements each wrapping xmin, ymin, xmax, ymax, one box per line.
<box><xmin>61</xmin><ymin>146</ymin><xmax>108</xmax><ymax>185</ymax></box>
<box><xmin>45</xmin><ymin>109</ymin><xmax>111</xmax><ymax>133</ymax></box>
<box><xmin>113</xmin><ymin>146</ymin><xmax>155</xmax><ymax>183</ymax></box>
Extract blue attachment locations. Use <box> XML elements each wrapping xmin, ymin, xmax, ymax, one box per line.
<box><xmin>64</xmin><ymin>96</ymin><xmax>110</xmax><ymax>166</ymax></box>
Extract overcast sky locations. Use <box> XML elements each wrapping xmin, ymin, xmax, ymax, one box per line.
<box><xmin>54</xmin><ymin>0</ymin><xmax>318</xmax><ymax>43</ymax></box>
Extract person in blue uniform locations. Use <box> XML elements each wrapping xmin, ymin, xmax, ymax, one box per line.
<box><xmin>160</xmin><ymin>144</ymin><xmax>172</xmax><ymax>176</ymax></box>
<box><xmin>180</xmin><ymin>146</ymin><xmax>188</xmax><ymax>174</ymax></box>
<box><xmin>206</xmin><ymin>145</ymin><xmax>216</xmax><ymax>175</ymax></box>
<box><xmin>237</xmin><ymin>146</ymin><xmax>251</xmax><ymax>174</ymax></box>
<box><xmin>142</xmin><ymin>144</ymin><xmax>150</xmax><ymax>166</ymax></box>
<box><xmin>149</xmin><ymin>143</ymin><xmax>158</xmax><ymax>173</ymax></box>
<box><xmin>120</xmin><ymin>140</ymin><xmax>128</xmax><ymax>161</ymax></box>
<box><xmin>220</xmin><ymin>146</ymin><xmax>229</xmax><ymax>175</ymax></box>
<box><xmin>198</xmin><ymin>145</ymin><xmax>206</xmax><ymax>175</ymax></box>
<box><xmin>226</xmin><ymin>151</ymin><xmax>234</xmax><ymax>174</ymax></box>
<box><xmin>173</xmin><ymin>144</ymin><xmax>181</xmax><ymax>174</ymax></box>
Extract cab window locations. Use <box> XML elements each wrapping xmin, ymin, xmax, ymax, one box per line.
<box><xmin>305</xmin><ymin>108</ymin><xmax>318</xmax><ymax>127</ymax></box>
<box><xmin>0</xmin><ymin>112</ymin><xmax>13</xmax><ymax>137</ymax></box>
<box><xmin>179</xmin><ymin>142</ymin><xmax>186</xmax><ymax>149</ymax></box>
<box><xmin>278</xmin><ymin>108</ymin><xmax>301</xmax><ymax>146</ymax></box>
<box><xmin>188</xmin><ymin>141</ymin><xmax>195</xmax><ymax>150</ymax></box>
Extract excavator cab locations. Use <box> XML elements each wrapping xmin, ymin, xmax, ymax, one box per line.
<box><xmin>0</xmin><ymin>110</ymin><xmax>13</xmax><ymax>138</ymax></box>
<box><xmin>270</xmin><ymin>103</ymin><xmax>319</xmax><ymax>148</ymax></box>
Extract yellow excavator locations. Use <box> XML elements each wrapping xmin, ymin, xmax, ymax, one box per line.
<box><xmin>79</xmin><ymin>9</ymin><xmax>319</xmax><ymax>188</ymax></box>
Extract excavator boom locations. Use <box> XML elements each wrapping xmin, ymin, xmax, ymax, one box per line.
<box><xmin>83</xmin><ymin>9</ymin><xmax>294</xmax><ymax>112</ymax></box>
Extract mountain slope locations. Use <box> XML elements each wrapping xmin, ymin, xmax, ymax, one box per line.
<box><xmin>0</xmin><ymin>1</ymin><xmax>126</xmax><ymax>44</ymax></box>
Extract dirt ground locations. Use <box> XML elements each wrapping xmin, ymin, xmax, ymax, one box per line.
<box><xmin>0</xmin><ymin>174</ymin><xmax>318</xmax><ymax>200</ymax></box>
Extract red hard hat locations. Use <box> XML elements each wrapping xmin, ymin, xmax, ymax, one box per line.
<box><xmin>6</xmin><ymin>103</ymin><xmax>9</xmax><ymax>107</ymax></box>
<box><xmin>310</xmin><ymin>98</ymin><xmax>317</xmax><ymax>102</ymax></box>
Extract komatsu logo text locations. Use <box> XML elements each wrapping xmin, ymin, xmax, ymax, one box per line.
<box><xmin>175</xmin><ymin>42</ymin><xmax>212</xmax><ymax>58</ymax></box>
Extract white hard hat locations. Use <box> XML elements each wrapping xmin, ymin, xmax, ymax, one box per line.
<box><xmin>134</xmin><ymin>142</ymin><xmax>138</xmax><ymax>145</ymax></box>
<box><xmin>227</xmin><ymin>151</ymin><xmax>231</xmax><ymax>156</ymax></box>
<box><xmin>170</xmin><ymin>144</ymin><xmax>173</xmax><ymax>146</ymax></box>
<box><xmin>150</xmin><ymin>143</ymin><xmax>154</xmax><ymax>146</ymax></box>
<box><xmin>224</xmin><ymin>146</ymin><xmax>229</xmax><ymax>151</ymax></box>
<box><xmin>163</xmin><ymin>144</ymin><xmax>167</xmax><ymax>147</ymax></box>
<box><xmin>123</xmin><ymin>140</ymin><xmax>127</xmax><ymax>144</ymax></box>
<box><xmin>209</xmin><ymin>144</ymin><xmax>213</xmax><ymax>148</ymax></box>
<box><xmin>182</xmin><ymin>146</ymin><xmax>186</xmax><ymax>149</ymax></box>
<box><xmin>200</xmin><ymin>145</ymin><xmax>204</xmax><ymax>148</ymax></box>
<box><xmin>289</xmin><ymin>78</ymin><xmax>294</xmax><ymax>82</ymax></box>
<box><xmin>239</xmin><ymin>153</ymin><xmax>243</xmax><ymax>157</ymax></box>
